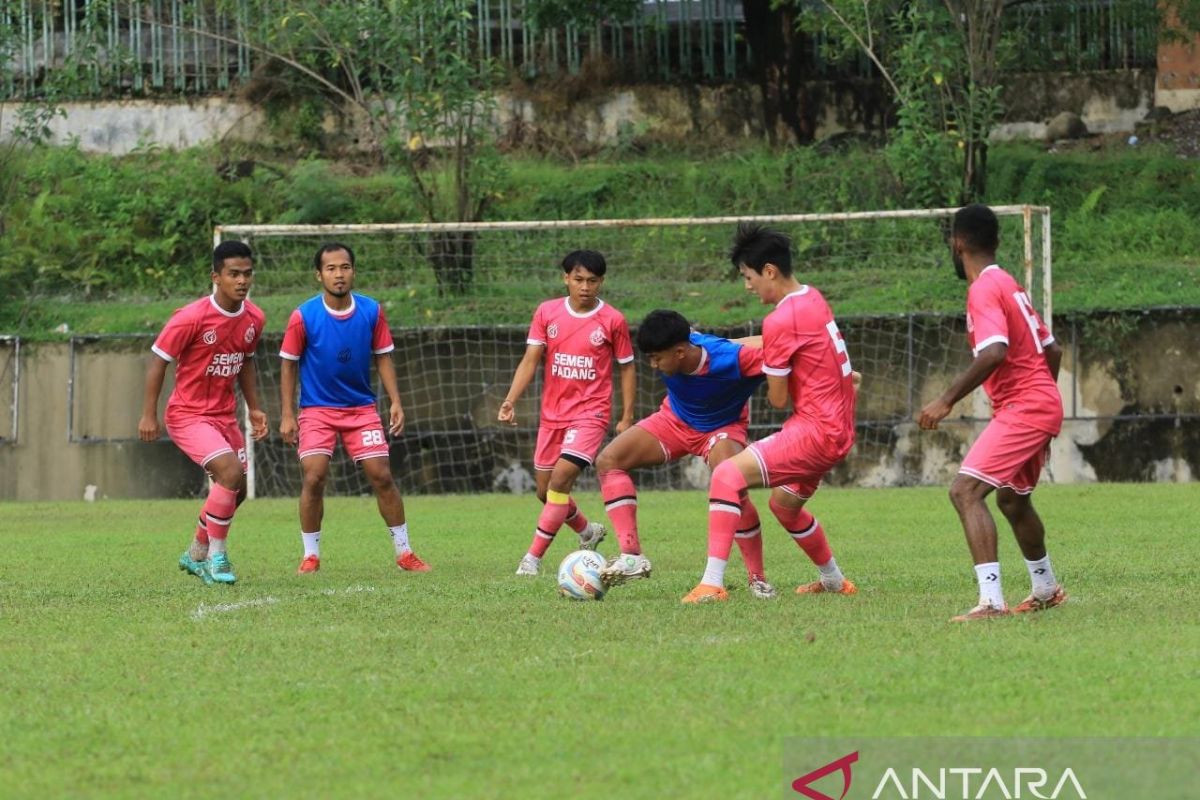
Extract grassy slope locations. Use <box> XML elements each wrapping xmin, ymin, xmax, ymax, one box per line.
<box><xmin>1</xmin><ymin>484</ymin><xmax>1197</xmax><ymax>798</ymax></box>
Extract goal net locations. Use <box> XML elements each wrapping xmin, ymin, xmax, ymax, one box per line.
<box><xmin>216</xmin><ymin>206</ymin><xmax>1051</xmax><ymax>498</ymax></box>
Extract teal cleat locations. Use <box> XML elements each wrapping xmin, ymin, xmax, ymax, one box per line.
<box><xmin>206</xmin><ymin>552</ymin><xmax>237</xmax><ymax>585</ymax></box>
<box><xmin>179</xmin><ymin>550</ymin><xmax>214</xmax><ymax>585</ymax></box>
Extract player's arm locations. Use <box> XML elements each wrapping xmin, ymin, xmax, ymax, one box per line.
<box><xmin>917</xmin><ymin>342</ymin><xmax>1007</xmax><ymax>430</ymax></box>
<box><xmin>376</xmin><ymin>352</ymin><xmax>405</xmax><ymax>436</ymax></box>
<box><xmin>616</xmin><ymin>360</ymin><xmax>636</xmax><ymax>434</ymax></box>
<box><xmin>237</xmin><ymin>358</ymin><xmax>269</xmax><ymax>441</ymax></box>
<box><xmin>766</xmin><ymin>375</ymin><xmax>790</xmax><ymax>409</ymax></box>
<box><xmin>498</xmin><ymin>344</ymin><xmax>544</xmax><ymax>426</ymax></box>
<box><xmin>279</xmin><ymin>357</ymin><xmax>299</xmax><ymax>445</ymax></box>
<box><xmin>730</xmin><ymin>335</ymin><xmax>763</xmax><ymax>348</ymax></box>
<box><xmin>138</xmin><ymin>355</ymin><xmax>169</xmax><ymax>442</ymax></box>
<box><xmin>1044</xmin><ymin>340</ymin><xmax>1063</xmax><ymax>382</ymax></box>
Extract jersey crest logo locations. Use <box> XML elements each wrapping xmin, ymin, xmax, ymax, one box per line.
<box><xmin>337</xmin><ymin>348</ymin><xmax>352</xmax><ymax>363</ymax></box>
<box><xmin>202</xmin><ymin>330</ymin><xmax>217</xmax><ymax>345</ymax></box>
<box><xmin>589</xmin><ymin>327</ymin><xmax>606</xmax><ymax>347</ymax></box>
<box><xmin>547</xmin><ymin>323</ymin><xmax>558</xmax><ymax>339</ymax></box>
<box><xmin>244</xmin><ymin>324</ymin><xmax>256</xmax><ymax>344</ymax></box>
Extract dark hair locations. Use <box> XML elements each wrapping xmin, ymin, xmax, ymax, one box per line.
<box><xmin>636</xmin><ymin>309</ymin><xmax>692</xmax><ymax>354</ymax></box>
<box><xmin>313</xmin><ymin>242</ymin><xmax>356</xmax><ymax>271</ymax></box>
<box><xmin>728</xmin><ymin>222</ymin><xmax>792</xmax><ymax>276</ymax></box>
<box><xmin>561</xmin><ymin>249</ymin><xmax>607</xmax><ymax>277</ymax></box>
<box><xmin>212</xmin><ymin>240</ymin><xmax>253</xmax><ymax>272</ymax></box>
<box><xmin>952</xmin><ymin>204</ymin><xmax>1000</xmax><ymax>253</ymax></box>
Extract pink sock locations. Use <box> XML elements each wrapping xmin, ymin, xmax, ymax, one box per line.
<box><xmin>202</xmin><ymin>484</ymin><xmax>239</xmax><ymax>542</ymax></box>
<box><xmin>734</xmin><ymin>497</ymin><xmax>764</xmax><ymax>577</ymax></box>
<box><xmin>599</xmin><ymin>469</ymin><xmax>641</xmax><ymax>555</ymax></box>
<box><xmin>563</xmin><ymin>499</ymin><xmax>589</xmax><ymax>534</ymax></box>
<box><xmin>770</xmin><ymin>496</ymin><xmax>832</xmax><ymax>567</ymax></box>
<box><xmin>528</xmin><ymin>496</ymin><xmax>571</xmax><ymax>559</ymax></box>
<box><xmin>707</xmin><ymin>460</ymin><xmax>747</xmax><ymax>561</ymax></box>
<box><xmin>193</xmin><ymin>515</ymin><xmax>209</xmax><ymax>547</ymax></box>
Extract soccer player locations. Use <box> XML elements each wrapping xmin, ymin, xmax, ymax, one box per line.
<box><xmin>918</xmin><ymin>204</ymin><xmax>1066</xmax><ymax>622</ymax></box>
<box><xmin>682</xmin><ymin>223</ymin><xmax>858</xmax><ymax>604</ymax></box>
<box><xmin>596</xmin><ymin>309</ymin><xmax>778</xmax><ymax>599</ymax></box>
<box><xmin>279</xmin><ymin>243</ymin><xmax>430</xmax><ymax>574</ymax></box>
<box><xmin>499</xmin><ymin>250</ymin><xmax>636</xmax><ymax>576</ymax></box>
<box><xmin>138</xmin><ymin>241</ymin><xmax>268</xmax><ymax>585</ymax></box>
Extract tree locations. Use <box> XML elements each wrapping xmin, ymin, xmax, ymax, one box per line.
<box><xmin>207</xmin><ymin>0</ymin><xmax>506</xmax><ymax>295</ymax></box>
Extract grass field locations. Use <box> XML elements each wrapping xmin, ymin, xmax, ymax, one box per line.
<box><xmin>1</xmin><ymin>483</ymin><xmax>1197</xmax><ymax>798</ymax></box>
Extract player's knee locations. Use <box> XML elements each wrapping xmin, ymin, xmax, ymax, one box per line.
<box><xmin>948</xmin><ymin>476</ymin><xmax>983</xmax><ymax>511</ymax></box>
<box><xmin>302</xmin><ymin>470</ymin><xmax>327</xmax><ymax>494</ymax></box>
<box><xmin>363</xmin><ymin>462</ymin><xmax>395</xmax><ymax>492</ymax></box>
<box><xmin>995</xmin><ymin>489</ymin><xmax>1026</xmax><ymax>519</ymax></box>
<box><xmin>595</xmin><ymin>448</ymin><xmax>617</xmax><ymax>473</ymax></box>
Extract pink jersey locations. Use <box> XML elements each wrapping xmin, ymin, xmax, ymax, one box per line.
<box><xmin>761</xmin><ymin>286</ymin><xmax>856</xmax><ymax>453</ymax></box>
<box><xmin>966</xmin><ymin>265</ymin><xmax>1062</xmax><ymax>434</ymax></box>
<box><xmin>152</xmin><ymin>295</ymin><xmax>265</xmax><ymax>418</ymax></box>
<box><xmin>527</xmin><ymin>298</ymin><xmax>634</xmax><ymax>426</ymax></box>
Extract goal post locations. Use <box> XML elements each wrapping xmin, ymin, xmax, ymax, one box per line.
<box><xmin>215</xmin><ymin>205</ymin><xmax>1051</xmax><ymax>498</ymax></box>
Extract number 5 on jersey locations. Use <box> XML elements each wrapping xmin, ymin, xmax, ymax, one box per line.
<box><xmin>826</xmin><ymin>320</ymin><xmax>852</xmax><ymax>377</ymax></box>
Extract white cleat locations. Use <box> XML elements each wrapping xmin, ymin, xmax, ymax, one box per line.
<box><xmin>748</xmin><ymin>574</ymin><xmax>778</xmax><ymax>599</ymax></box>
<box><xmin>515</xmin><ymin>554</ymin><xmax>541</xmax><ymax>576</ymax></box>
<box><xmin>599</xmin><ymin>553</ymin><xmax>652</xmax><ymax>587</ymax></box>
<box><xmin>577</xmin><ymin>522</ymin><xmax>606</xmax><ymax>551</ymax></box>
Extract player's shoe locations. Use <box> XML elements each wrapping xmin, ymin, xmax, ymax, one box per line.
<box><xmin>205</xmin><ymin>552</ymin><xmax>237</xmax><ymax>585</ymax></box>
<box><xmin>795</xmin><ymin>578</ymin><xmax>858</xmax><ymax>595</ymax></box>
<box><xmin>599</xmin><ymin>553</ymin><xmax>652</xmax><ymax>587</ymax></box>
<box><xmin>681</xmin><ymin>583</ymin><xmax>729</xmax><ymax>604</ymax></box>
<box><xmin>297</xmin><ymin>555</ymin><xmax>320</xmax><ymax>574</ymax></box>
<box><xmin>577</xmin><ymin>522</ymin><xmax>606</xmax><ymax>551</ymax></box>
<box><xmin>178</xmin><ymin>550</ymin><xmax>213</xmax><ymax>585</ymax></box>
<box><xmin>950</xmin><ymin>602</ymin><xmax>1012</xmax><ymax>622</ymax></box>
<box><xmin>748</xmin><ymin>574</ymin><xmax>778</xmax><ymax>599</ymax></box>
<box><xmin>1013</xmin><ymin>585</ymin><xmax>1067</xmax><ymax>614</ymax></box>
<box><xmin>515</xmin><ymin>554</ymin><xmax>541</xmax><ymax>576</ymax></box>
<box><xmin>396</xmin><ymin>551</ymin><xmax>431</xmax><ymax>572</ymax></box>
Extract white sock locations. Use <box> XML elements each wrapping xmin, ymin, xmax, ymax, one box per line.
<box><xmin>302</xmin><ymin>531</ymin><xmax>321</xmax><ymax>558</ymax></box>
<box><xmin>208</xmin><ymin>537</ymin><xmax>227</xmax><ymax>555</ymax></box>
<box><xmin>974</xmin><ymin>561</ymin><xmax>1004</xmax><ymax>608</ymax></box>
<box><xmin>817</xmin><ymin>556</ymin><xmax>845</xmax><ymax>587</ymax></box>
<box><xmin>701</xmin><ymin>556</ymin><xmax>728</xmax><ymax>588</ymax></box>
<box><xmin>389</xmin><ymin>523</ymin><xmax>410</xmax><ymax>555</ymax></box>
<box><xmin>523</xmin><ymin>553</ymin><xmax>541</xmax><ymax>565</ymax></box>
<box><xmin>1025</xmin><ymin>555</ymin><xmax>1058</xmax><ymax>599</ymax></box>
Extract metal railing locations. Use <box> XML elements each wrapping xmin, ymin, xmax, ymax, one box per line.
<box><xmin>1</xmin><ymin>0</ymin><xmax>1161</xmax><ymax>101</ymax></box>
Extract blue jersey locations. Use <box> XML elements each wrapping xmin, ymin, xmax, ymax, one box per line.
<box><xmin>661</xmin><ymin>332</ymin><xmax>765</xmax><ymax>432</ymax></box>
<box><xmin>280</xmin><ymin>293</ymin><xmax>395</xmax><ymax>409</ymax></box>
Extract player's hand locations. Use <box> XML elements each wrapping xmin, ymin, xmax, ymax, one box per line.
<box><xmin>498</xmin><ymin>400</ymin><xmax>517</xmax><ymax>426</ymax></box>
<box><xmin>279</xmin><ymin>415</ymin><xmax>298</xmax><ymax>446</ymax></box>
<box><xmin>138</xmin><ymin>413</ymin><xmax>161</xmax><ymax>442</ymax></box>
<box><xmin>388</xmin><ymin>403</ymin><xmax>405</xmax><ymax>436</ymax></box>
<box><xmin>918</xmin><ymin>397</ymin><xmax>952</xmax><ymax>430</ymax></box>
<box><xmin>851</xmin><ymin>371</ymin><xmax>863</xmax><ymax>392</ymax></box>
<box><xmin>249</xmin><ymin>408</ymin><xmax>269</xmax><ymax>441</ymax></box>
<box><xmin>615</xmin><ymin>416</ymin><xmax>633</xmax><ymax>434</ymax></box>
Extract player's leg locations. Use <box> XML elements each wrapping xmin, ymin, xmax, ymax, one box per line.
<box><xmin>295</xmin><ymin>453</ymin><xmax>331</xmax><ymax>573</ymax></box>
<box><xmin>202</xmin><ymin>450</ymin><xmax>246</xmax><ymax>585</ymax></box>
<box><xmin>361</xmin><ymin>456</ymin><xmax>430</xmax><ymax>572</ymax></box>
<box><xmin>948</xmin><ymin>473</ymin><xmax>1008</xmax><ymax>620</ymax></box>
<box><xmin>518</xmin><ymin>425</ymin><xmax>604</xmax><ymax>575</ymax></box>
<box><xmin>997</xmin><ymin>438</ymin><xmax>1065</xmax><ymax>612</ymax></box>
<box><xmin>682</xmin><ymin>447</ymin><xmax>763</xmax><ymax>603</ymax></box>
<box><xmin>707</xmin><ymin>436</ymin><xmax>773</xmax><ymax>598</ymax></box>
<box><xmin>595</xmin><ymin>424</ymin><xmax>665</xmax><ymax>586</ymax></box>
<box><xmin>768</xmin><ymin>486</ymin><xmax>855</xmax><ymax>595</ymax></box>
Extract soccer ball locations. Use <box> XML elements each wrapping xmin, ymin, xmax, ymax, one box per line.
<box><xmin>557</xmin><ymin>549</ymin><xmax>607</xmax><ymax>601</ymax></box>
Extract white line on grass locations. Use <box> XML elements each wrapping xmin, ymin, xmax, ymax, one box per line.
<box><xmin>192</xmin><ymin>596</ymin><xmax>280</xmax><ymax>620</ymax></box>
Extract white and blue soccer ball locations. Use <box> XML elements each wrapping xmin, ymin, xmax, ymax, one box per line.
<box><xmin>557</xmin><ymin>549</ymin><xmax>607</xmax><ymax>601</ymax></box>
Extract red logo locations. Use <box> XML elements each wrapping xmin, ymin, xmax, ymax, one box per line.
<box><xmin>792</xmin><ymin>751</ymin><xmax>859</xmax><ymax>800</ymax></box>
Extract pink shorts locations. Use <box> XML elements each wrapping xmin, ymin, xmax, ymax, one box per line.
<box><xmin>636</xmin><ymin>406</ymin><xmax>749</xmax><ymax>464</ymax></box>
<box><xmin>534</xmin><ymin>422</ymin><xmax>608</xmax><ymax>471</ymax></box>
<box><xmin>747</xmin><ymin>422</ymin><xmax>848</xmax><ymax>500</ymax></box>
<box><xmin>299</xmin><ymin>405</ymin><xmax>390</xmax><ymax>463</ymax></box>
<box><xmin>960</xmin><ymin>415</ymin><xmax>1054</xmax><ymax>495</ymax></box>
<box><xmin>165</xmin><ymin>413</ymin><xmax>246</xmax><ymax>471</ymax></box>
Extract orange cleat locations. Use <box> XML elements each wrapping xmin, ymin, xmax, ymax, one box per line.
<box><xmin>297</xmin><ymin>555</ymin><xmax>320</xmax><ymax>574</ymax></box>
<box><xmin>396</xmin><ymin>551</ymin><xmax>431</xmax><ymax>572</ymax></box>
<box><xmin>1013</xmin><ymin>585</ymin><xmax>1067</xmax><ymax>614</ymax></box>
<box><xmin>795</xmin><ymin>578</ymin><xmax>858</xmax><ymax>595</ymax></box>
<box><xmin>681</xmin><ymin>583</ymin><xmax>729</xmax><ymax>604</ymax></box>
<box><xmin>950</xmin><ymin>603</ymin><xmax>1012</xmax><ymax>622</ymax></box>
